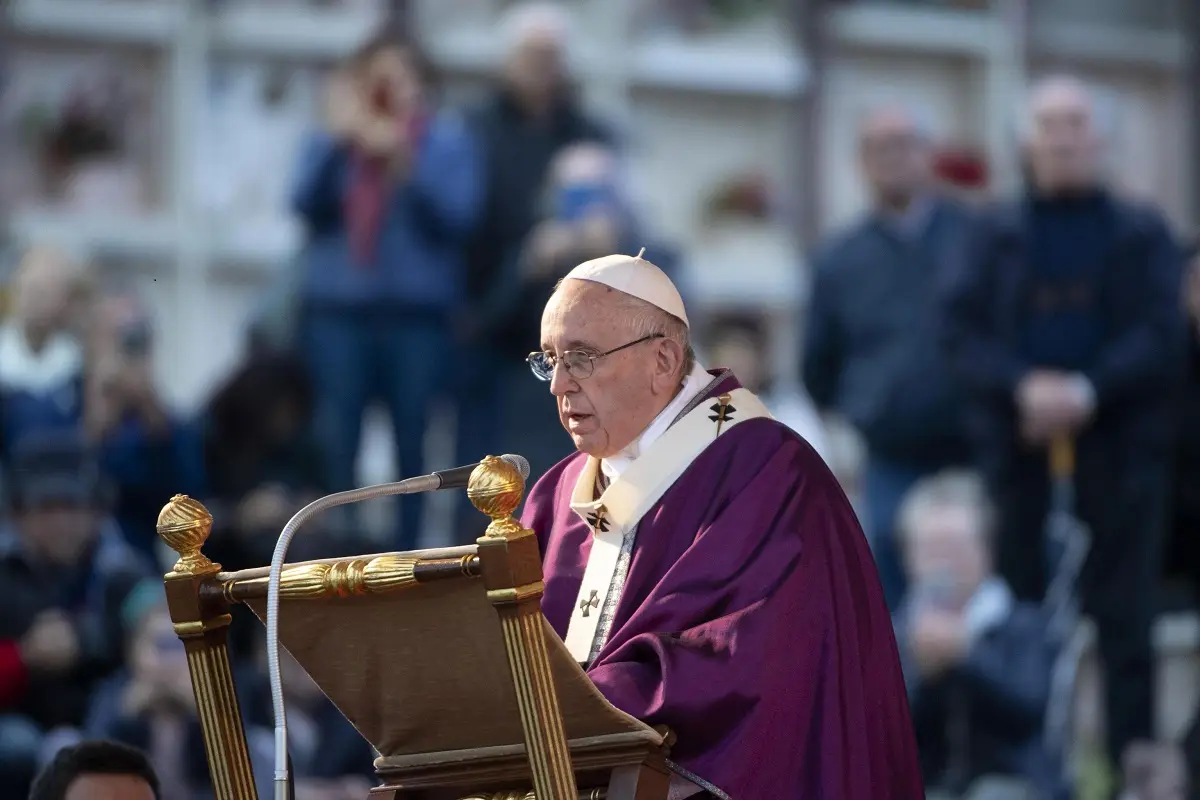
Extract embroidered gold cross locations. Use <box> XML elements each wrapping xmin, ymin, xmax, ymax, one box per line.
<box><xmin>708</xmin><ymin>392</ymin><xmax>736</xmax><ymax>436</ymax></box>
<box><xmin>579</xmin><ymin>590</ymin><xmax>600</xmax><ymax>617</ymax></box>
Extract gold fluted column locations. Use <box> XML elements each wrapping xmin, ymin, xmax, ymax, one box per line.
<box><xmin>469</xmin><ymin>457</ymin><xmax>578</xmax><ymax>799</ymax></box>
<box><xmin>158</xmin><ymin>495</ymin><xmax>258</xmax><ymax>800</ymax></box>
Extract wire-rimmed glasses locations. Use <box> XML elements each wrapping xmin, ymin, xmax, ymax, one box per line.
<box><xmin>527</xmin><ymin>334</ymin><xmax>664</xmax><ymax>382</ymax></box>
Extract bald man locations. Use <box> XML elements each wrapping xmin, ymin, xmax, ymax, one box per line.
<box><xmin>523</xmin><ymin>252</ymin><xmax>922</xmax><ymax>797</ymax></box>
<box><xmin>942</xmin><ymin>75</ymin><xmax>1184</xmax><ymax>772</ymax></box>
<box><xmin>804</xmin><ymin>104</ymin><xmax>974</xmax><ymax>612</ymax></box>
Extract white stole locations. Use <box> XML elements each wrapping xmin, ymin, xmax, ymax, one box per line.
<box><xmin>563</xmin><ymin>385</ymin><xmax>773</xmax><ymax>663</ymax></box>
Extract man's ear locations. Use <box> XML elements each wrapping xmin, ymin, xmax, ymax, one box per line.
<box><xmin>652</xmin><ymin>338</ymin><xmax>685</xmax><ymax>393</ymax></box>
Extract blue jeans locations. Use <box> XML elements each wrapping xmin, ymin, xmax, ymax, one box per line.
<box><xmin>864</xmin><ymin>456</ymin><xmax>938</xmax><ymax>612</ymax></box>
<box><xmin>303</xmin><ymin>308</ymin><xmax>450</xmax><ymax>550</ymax></box>
<box><xmin>451</xmin><ymin>344</ymin><xmax>503</xmax><ymax>543</ymax></box>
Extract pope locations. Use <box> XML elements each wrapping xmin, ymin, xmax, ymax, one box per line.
<box><xmin>520</xmin><ymin>251</ymin><xmax>923</xmax><ymax>798</ymax></box>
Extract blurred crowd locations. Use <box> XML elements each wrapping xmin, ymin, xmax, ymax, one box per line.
<box><xmin>1</xmin><ymin>2</ymin><xmax>1199</xmax><ymax>799</ymax></box>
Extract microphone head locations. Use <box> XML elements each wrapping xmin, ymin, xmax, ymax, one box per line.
<box><xmin>499</xmin><ymin>453</ymin><xmax>530</xmax><ymax>480</ymax></box>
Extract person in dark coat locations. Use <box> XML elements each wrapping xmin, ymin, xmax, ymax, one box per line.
<box><xmin>454</xmin><ymin>2</ymin><xmax>612</xmax><ymax>536</ymax></box>
<box><xmin>940</xmin><ymin>74</ymin><xmax>1184</xmax><ymax>776</ymax></box>
<box><xmin>0</xmin><ymin>431</ymin><xmax>148</xmax><ymax>798</ymax></box>
<box><xmin>804</xmin><ymin>104</ymin><xmax>973</xmax><ymax>611</ymax></box>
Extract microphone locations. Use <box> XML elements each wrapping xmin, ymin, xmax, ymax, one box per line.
<box><xmin>433</xmin><ymin>453</ymin><xmax>529</xmax><ymax>490</ymax></box>
<box><xmin>263</xmin><ymin>453</ymin><xmax>528</xmax><ymax>799</ymax></box>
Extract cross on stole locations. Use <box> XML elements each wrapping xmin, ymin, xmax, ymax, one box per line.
<box><xmin>708</xmin><ymin>392</ymin><xmax>737</xmax><ymax>435</ymax></box>
<box><xmin>579</xmin><ymin>590</ymin><xmax>600</xmax><ymax>617</ymax></box>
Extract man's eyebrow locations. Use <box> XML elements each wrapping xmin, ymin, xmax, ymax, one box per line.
<box><xmin>540</xmin><ymin>340</ymin><xmax>599</xmax><ymax>352</ymax></box>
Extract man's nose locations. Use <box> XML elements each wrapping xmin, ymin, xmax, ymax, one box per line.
<box><xmin>548</xmin><ymin>361</ymin><xmax>577</xmax><ymax>396</ymax></box>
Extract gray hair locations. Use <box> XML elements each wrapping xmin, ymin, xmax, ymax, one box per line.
<box><xmin>618</xmin><ymin>293</ymin><xmax>694</xmax><ymax>378</ymax></box>
<box><xmin>1016</xmin><ymin>73</ymin><xmax>1114</xmax><ymax>144</ymax></box>
<box><xmin>498</xmin><ymin>2</ymin><xmax>574</xmax><ymax>59</ymax></box>
<box><xmin>896</xmin><ymin>469</ymin><xmax>995</xmax><ymax>551</ymax></box>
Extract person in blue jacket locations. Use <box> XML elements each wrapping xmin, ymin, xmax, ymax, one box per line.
<box><xmin>291</xmin><ymin>30</ymin><xmax>483</xmax><ymax>549</ymax></box>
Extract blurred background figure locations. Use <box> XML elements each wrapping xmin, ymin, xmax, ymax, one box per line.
<box><xmin>292</xmin><ymin>29</ymin><xmax>481</xmax><ymax>550</ymax></box>
<box><xmin>893</xmin><ymin>471</ymin><xmax>1062</xmax><ymax>800</ymax></box>
<box><xmin>0</xmin><ymin>245</ymin><xmax>86</xmax><ymax>460</ymax></box>
<box><xmin>0</xmin><ymin>431</ymin><xmax>148</xmax><ymax>798</ymax></box>
<box><xmin>942</xmin><ymin>74</ymin><xmax>1183</xmax><ymax>782</ymax></box>
<box><xmin>84</xmin><ymin>285</ymin><xmax>204</xmax><ymax>565</ymax></box>
<box><xmin>456</xmin><ymin>1</ymin><xmax>612</xmax><ymax>534</ymax></box>
<box><xmin>703</xmin><ymin>313</ymin><xmax>828</xmax><ymax>460</ymax></box>
<box><xmin>804</xmin><ymin>104</ymin><xmax>973</xmax><ymax>611</ymax></box>
<box><xmin>29</xmin><ymin>739</ymin><xmax>160</xmax><ymax>800</ymax></box>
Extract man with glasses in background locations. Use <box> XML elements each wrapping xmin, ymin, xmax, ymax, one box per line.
<box><xmin>518</xmin><ymin>251</ymin><xmax>923</xmax><ymax>797</ymax></box>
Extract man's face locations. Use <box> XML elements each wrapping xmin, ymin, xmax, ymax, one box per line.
<box><xmin>859</xmin><ymin>110</ymin><xmax>929</xmax><ymax>205</ymax></box>
<box><xmin>362</xmin><ymin>45</ymin><xmax>420</xmax><ymax>118</ymax></box>
<box><xmin>64</xmin><ymin>773</ymin><xmax>156</xmax><ymax>800</ymax></box>
<box><xmin>540</xmin><ymin>281</ymin><xmax>673</xmax><ymax>458</ymax></box>
<box><xmin>906</xmin><ymin>506</ymin><xmax>988</xmax><ymax>604</ymax></box>
<box><xmin>21</xmin><ymin>503</ymin><xmax>98</xmax><ymax>566</ymax></box>
<box><xmin>1026</xmin><ymin>82</ymin><xmax>1099</xmax><ymax>193</ymax></box>
<box><xmin>505</xmin><ymin>30</ymin><xmax>565</xmax><ymax>106</ymax></box>
<box><xmin>13</xmin><ymin>249</ymin><xmax>74</xmax><ymax>335</ymax></box>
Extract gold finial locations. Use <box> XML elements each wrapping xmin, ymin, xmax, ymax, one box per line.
<box><xmin>467</xmin><ymin>456</ymin><xmax>526</xmax><ymax>539</ymax></box>
<box><xmin>157</xmin><ymin>494</ymin><xmax>220</xmax><ymax>575</ymax></box>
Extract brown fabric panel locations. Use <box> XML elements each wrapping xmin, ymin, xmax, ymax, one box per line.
<box><xmin>244</xmin><ymin>568</ymin><xmax>651</xmax><ymax>757</ymax></box>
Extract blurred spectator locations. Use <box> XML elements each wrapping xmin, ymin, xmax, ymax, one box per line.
<box><xmin>84</xmin><ymin>580</ymin><xmax>210</xmax><ymax>800</ymax></box>
<box><xmin>457</xmin><ymin>1</ymin><xmax>611</xmax><ymax>518</ymax></box>
<box><xmin>243</xmin><ymin>645</ymin><xmax>374</xmax><ymax>800</ymax></box>
<box><xmin>941</xmin><ymin>75</ymin><xmax>1184</xmax><ymax>775</ymax></box>
<box><xmin>0</xmin><ymin>245</ymin><xmax>87</xmax><ymax>459</ymax></box>
<box><xmin>480</xmin><ymin>141</ymin><xmax>643</xmax><ymax>488</ymax></box>
<box><xmin>1120</xmin><ymin>741</ymin><xmax>1188</xmax><ymax>800</ymax></box>
<box><xmin>292</xmin><ymin>29</ymin><xmax>482</xmax><ymax>550</ymax></box>
<box><xmin>804</xmin><ymin>104</ymin><xmax>972</xmax><ymax>611</ymax></box>
<box><xmin>29</xmin><ymin>739</ymin><xmax>160</xmax><ymax>800</ymax></box>
<box><xmin>85</xmin><ymin>286</ymin><xmax>205</xmax><ymax>564</ymax></box>
<box><xmin>200</xmin><ymin>351</ymin><xmax>353</xmax><ymax>660</ymax></box>
<box><xmin>702</xmin><ymin>314</ymin><xmax>829</xmax><ymax>461</ymax></box>
<box><xmin>0</xmin><ymin>431</ymin><xmax>148</xmax><ymax>798</ymax></box>
<box><xmin>893</xmin><ymin>471</ymin><xmax>1061</xmax><ymax>800</ymax></box>
<box><xmin>1166</xmin><ymin>241</ymin><xmax>1200</xmax><ymax>605</ymax></box>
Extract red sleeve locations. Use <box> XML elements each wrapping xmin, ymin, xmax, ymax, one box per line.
<box><xmin>0</xmin><ymin>640</ymin><xmax>28</xmax><ymax>708</ymax></box>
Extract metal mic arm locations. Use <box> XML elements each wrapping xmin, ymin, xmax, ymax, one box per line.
<box><xmin>265</xmin><ymin>475</ymin><xmax>436</xmax><ymax>800</ymax></box>
<box><xmin>434</xmin><ymin>453</ymin><xmax>530</xmax><ymax>490</ymax></box>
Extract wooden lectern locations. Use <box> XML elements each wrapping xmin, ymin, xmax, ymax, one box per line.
<box><xmin>157</xmin><ymin>456</ymin><xmax>672</xmax><ymax>800</ymax></box>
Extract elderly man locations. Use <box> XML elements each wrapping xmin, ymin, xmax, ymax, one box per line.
<box><xmin>521</xmin><ymin>251</ymin><xmax>923</xmax><ymax>797</ymax></box>
<box><xmin>942</xmin><ymin>75</ymin><xmax>1183</xmax><ymax>774</ymax></box>
<box><xmin>804</xmin><ymin>105</ymin><xmax>973</xmax><ymax>612</ymax></box>
<box><xmin>893</xmin><ymin>471</ymin><xmax>1062</xmax><ymax>799</ymax></box>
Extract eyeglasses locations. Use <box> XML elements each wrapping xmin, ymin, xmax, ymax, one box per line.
<box><xmin>527</xmin><ymin>334</ymin><xmax>664</xmax><ymax>382</ymax></box>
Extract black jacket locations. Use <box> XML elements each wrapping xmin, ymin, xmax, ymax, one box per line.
<box><xmin>463</xmin><ymin>88</ymin><xmax>609</xmax><ymax>352</ymax></box>
<box><xmin>0</xmin><ymin>522</ymin><xmax>147</xmax><ymax>728</ymax></box>
<box><xmin>896</xmin><ymin>598</ymin><xmax>1062</xmax><ymax>797</ymax></box>
<box><xmin>940</xmin><ymin>192</ymin><xmax>1184</xmax><ymax>466</ymax></box>
<box><xmin>804</xmin><ymin>198</ymin><xmax>974</xmax><ymax>465</ymax></box>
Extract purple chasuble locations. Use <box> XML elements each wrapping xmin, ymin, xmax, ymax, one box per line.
<box><xmin>521</xmin><ymin>371</ymin><xmax>923</xmax><ymax>798</ymax></box>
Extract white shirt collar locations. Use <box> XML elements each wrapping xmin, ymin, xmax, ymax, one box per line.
<box><xmin>600</xmin><ymin>363</ymin><xmax>713</xmax><ymax>483</ymax></box>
